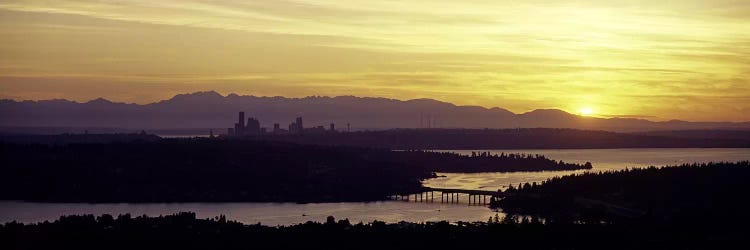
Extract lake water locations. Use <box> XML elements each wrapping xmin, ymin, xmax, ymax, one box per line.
<box><xmin>424</xmin><ymin>148</ymin><xmax>750</xmax><ymax>191</ymax></box>
<box><xmin>1</xmin><ymin>148</ymin><xmax>748</xmax><ymax>225</ymax></box>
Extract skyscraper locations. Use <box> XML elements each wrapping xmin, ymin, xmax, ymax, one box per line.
<box><xmin>246</xmin><ymin>117</ymin><xmax>261</xmax><ymax>135</ymax></box>
<box><xmin>237</xmin><ymin>112</ymin><xmax>246</xmax><ymax>135</ymax></box>
<box><xmin>295</xmin><ymin>117</ymin><xmax>303</xmax><ymax>132</ymax></box>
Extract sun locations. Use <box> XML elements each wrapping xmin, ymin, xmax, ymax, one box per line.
<box><xmin>579</xmin><ymin>107</ymin><xmax>595</xmax><ymax>116</ymax></box>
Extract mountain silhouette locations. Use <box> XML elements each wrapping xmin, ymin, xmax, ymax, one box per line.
<box><xmin>1</xmin><ymin>91</ymin><xmax>748</xmax><ymax>133</ymax></box>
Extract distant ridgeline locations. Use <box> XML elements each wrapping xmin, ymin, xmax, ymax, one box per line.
<box><xmin>491</xmin><ymin>161</ymin><xmax>750</xmax><ymax>224</ymax></box>
<box><xmin>0</xmin><ymin>137</ymin><xmax>589</xmax><ymax>203</ymax></box>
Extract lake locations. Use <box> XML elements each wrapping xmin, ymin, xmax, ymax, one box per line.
<box><xmin>1</xmin><ymin>148</ymin><xmax>748</xmax><ymax>225</ymax></box>
<box><xmin>424</xmin><ymin>148</ymin><xmax>750</xmax><ymax>191</ymax></box>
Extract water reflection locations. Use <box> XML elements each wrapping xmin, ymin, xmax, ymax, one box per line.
<box><xmin>424</xmin><ymin>148</ymin><xmax>750</xmax><ymax>190</ymax></box>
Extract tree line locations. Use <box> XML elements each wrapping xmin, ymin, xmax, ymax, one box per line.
<box><xmin>392</xmin><ymin>150</ymin><xmax>591</xmax><ymax>172</ymax></box>
<box><xmin>2</xmin><ymin>212</ymin><xmax>744</xmax><ymax>250</ymax></box>
<box><xmin>492</xmin><ymin>161</ymin><xmax>750</xmax><ymax>224</ymax></box>
<box><xmin>0</xmin><ymin>137</ymin><xmax>588</xmax><ymax>203</ymax></box>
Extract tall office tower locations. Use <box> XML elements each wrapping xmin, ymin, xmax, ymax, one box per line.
<box><xmin>330</xmin><ymin>123</ymin><xmax>335</xmax><ymax>132</ymax></box>
<box><xmin>273</xmin><ymin>123</ymin><xmax>281</xmax><ymax>133</ymax></box>
<box><xmin>295</xmin><ymin>117</ymin><xmax>303</xmax><ymax>132</ymax></box>
<box><xmin>246</xmin><ymin>117</ymin><xmax>261</xmax><ymax>135</ymax></box>
<box><xmin>238</xmin><ymin>112</ymin><xmax>246</xmax><ymax>135</ymax></box>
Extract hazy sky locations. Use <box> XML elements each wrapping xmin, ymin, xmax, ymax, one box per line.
<box><xmin>1</xmin><ymin>0</ymin><xmax>748</xmax><ymax>121</ymax></box>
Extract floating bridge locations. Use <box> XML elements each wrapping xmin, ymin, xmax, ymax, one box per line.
<box><xmin>390</xmin><ymin>187</ymin><xmax>509</xmax><ymax>205</ymax></box>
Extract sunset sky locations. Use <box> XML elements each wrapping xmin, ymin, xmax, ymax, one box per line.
<box><xmin>1</xmin><ymin>0</ymin><xmax>748</xmax><ymax>121</ymax></box>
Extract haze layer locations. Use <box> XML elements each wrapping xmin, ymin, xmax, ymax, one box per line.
<box><xmin>1</xmin><ymin>0</ymin><xmax>748</xmax><ymax>121</ymax></box>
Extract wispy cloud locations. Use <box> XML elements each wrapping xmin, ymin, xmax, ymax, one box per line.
<box><xmin>0</xmin><ymin>0</ymin><xmax>749</xmax><ymax>121</ymax></box>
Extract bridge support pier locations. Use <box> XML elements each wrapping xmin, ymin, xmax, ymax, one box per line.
<box><xmin>394</xmin><ymin>190</ymin><xmax>502</xmax><ymax>204</ymax></box>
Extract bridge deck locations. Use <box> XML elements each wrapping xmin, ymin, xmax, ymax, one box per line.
<box><xmin>390</xmin><ymin>187</ymin><xmax>506</xmax><ymax>205</ymax></box>
<box><xmin>421</xmin><ymin>187</ymin><xmax>504</xmax><ymax>196</ymax></box>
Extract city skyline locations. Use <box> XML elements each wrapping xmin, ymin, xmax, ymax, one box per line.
<box><xmin>1</xmin><ymin>1</ymin><xmax>749</xmax><ymax>122</ymax></box>
<box><xmin>228</xmin><ymin>111</ymin><xmax>343</xmax><ymax>136</ymax></box>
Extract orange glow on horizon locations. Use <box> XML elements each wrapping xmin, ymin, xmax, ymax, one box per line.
<box><xmin>0</xmin><ymin>0</ymin><xmax>748</xmax><ymax>122</ymax></box>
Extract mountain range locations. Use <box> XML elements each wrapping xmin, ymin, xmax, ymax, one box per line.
<box><xmin>1</xmin><ymin>91</ymin><xmax>749</xmax><ymax>133</ymax></box>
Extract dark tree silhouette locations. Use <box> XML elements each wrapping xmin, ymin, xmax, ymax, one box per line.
<box><xmin>1</xmin><ymin>212</ymin><xmax>746</xmax><ymax>250</ymax></box>
<box><xmin>0</xmin><ymin>136</ymin><xmax>589</xmax><ymax>202</ymax></box>
<box><xmin>492</xmin><ymin>161</ymin><xmax>750</xmax><ymax>225</ymax></box>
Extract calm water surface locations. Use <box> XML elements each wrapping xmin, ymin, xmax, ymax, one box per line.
<box><xmin>0</xmin><ymin>201</ymin><xmax>496</xmax><ymax>226</ymax></box>
<box><xmin>2</xmin><ymin>148</ymin><xmax>747</xmax><ymax>225</ymax></box>
<box><xmin>424</xmin><ymin>148</ymin><xmax>750</xmax><ymax>191</ymax></box>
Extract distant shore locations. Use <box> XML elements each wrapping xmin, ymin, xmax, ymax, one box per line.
<box><xmin>3</xmin><ymin>128</ymin><xmax>749</xmax><ymax>149</ymax></box>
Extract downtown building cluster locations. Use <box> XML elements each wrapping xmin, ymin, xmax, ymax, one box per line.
<box><xmin>227</xmin><ymin>112</ymin><xmax>341</xmax><ymax>136</ymax></box>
